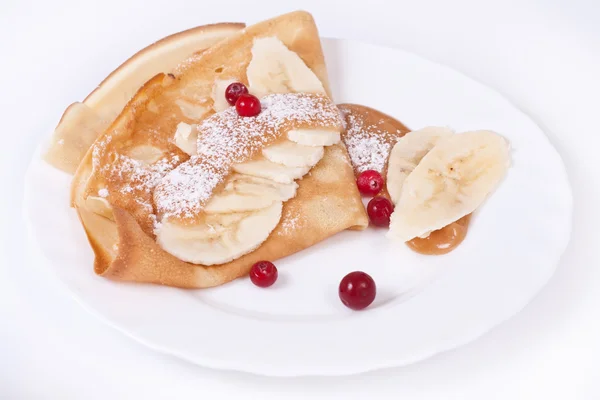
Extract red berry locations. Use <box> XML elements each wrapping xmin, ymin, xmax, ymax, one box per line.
<box><xmin>367</xmin><ymin>196</ymin><xmax>394</xmax><ymax>227</ymax></box>
<box><xmin>225</xmin><ymin>82</ymin><xmax>249</xmax><ymax>106</ymax></box>
<box><xmin>235</xmin><ymin>94</ymin><xmax>261</xmax><ymax>117</ymax></box>
<box><xmin>357</xmin><ymin>170</ymin><xmax>384</xmax><ymax>196</ymax></box>
<box><xmin>339</xmin><ymin>271</ymin><xmax>376</xmax><ymax>310</ymax></box>
<box><xmin>249</xmin><ymin>261</ymin><xmax>278</xmax><ymax>287</ymax></box>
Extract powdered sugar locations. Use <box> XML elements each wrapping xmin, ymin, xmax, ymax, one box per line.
<box><xmin>345</xmin><ymin>131</ymin><xmax>391</xmax><ymax>173</ymax></box>
<box><xmin>155</xmin><ymin>93</ymin><xmax>342</xmax><ymax>220</ymax></box>
<box><xmin>92</xmin><ymin>134</ymin><xmax>113</xmax><ymax>168</ymax></box>
<box><xmin>98</xmin><ymin>188</ymin><xmax>108</xmax><ymax>198</ymax></box>
<box><xmin>278</xmin><ymin>214</ymin><xmax>299</xmax><ymax>235</ymax></box>
<box><xmin>340</xmin><ymin>106</ymin><xmax>407</xmax><ymax>173</ymax></box>
<box><xmin>153</xmin><ymin>160</ymin><xmax>221</xmax><ymax>220</ymax></box>
<box><xmin>277</xmin><ymin>208</ymin><xmax>306</xmax><ymax>236</ymax></box>
<box><xmin>114</xmin><ymin>155</ymin><xmax>180</xmax><ymax>195</ymax></box>
<box><xmin>103</xmin><ymin>153</ymin><xmax>181</xmax><ymax>214</ymax></box>
<box><xmin>196</xmin><ymin>93</ymin><xmax>341</xmax><ymax>164</ymax></box>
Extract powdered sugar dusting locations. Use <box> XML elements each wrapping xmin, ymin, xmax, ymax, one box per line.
<box><xmin>277</xmin><ymin>209</ymin><xmax>305</xmax><ymax>236</ymax></box>
<box><xmin>155</xmin><ymin>93</ymin><xmax>342</xmax><ymax>220</ymax></box>
<box><xmin>345</xmin><ymin>129</ymin><xmax>390</xmax><ymax>173</ymax></box>
<box><xmin>339</xmin><ymin>105</ymin><xmax>408</xmax><ymax>173</ymax></box>
<box><xmin>114</xmin><ymin>155</ymin><xmax>180</xmax><ymax>195</ymax></box>
<box><xmin>197</xmin><ymin>93</ymin><xmax>341</xmax><ymax>165</ymax></box>
<box><xmin>92</xmin><ymin>134</ymin><xmax>113</xmax><ymax>168</ymax></box>
<box><xmin>104</xmin><ymin>154</ymin><xmax>181</xmax><ymax>215</ymax></box>
<box><xmin>279</xmin><ymin>214</ymin><xmax>299</xmax><ymax>235</ymax></box>
<box><xmin>153</xmin><ymin>160</ymin><xmax>221</xmax><ymax>220</ymax></box>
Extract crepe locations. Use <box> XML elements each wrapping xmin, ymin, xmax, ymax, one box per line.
<box><xmin>68</xmin><ymin>11</ymin><xmax>368</xmax><ymax>288</ymax></box>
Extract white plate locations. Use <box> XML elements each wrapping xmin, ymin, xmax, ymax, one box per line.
<box><xmin>23</xmin><ymin>38</ymin><xmax>572</xmax><ymax>376</ymax></box>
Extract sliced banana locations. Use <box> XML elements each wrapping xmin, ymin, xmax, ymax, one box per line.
<box><xmin>175</xmin><ymin>99</ymin><xmax>210</xmax><ymax>120</ymax></box>
<box><xmin>204</xmin><ymin>173</ymin><xmax>296</xmax><ymax>214</ymax></box>
<box><xmin>156</xmin><ymin>201</ymin><xmax>282</xmax><ymax>265</ymax></box>
<box><xmin>287</xmin><ymin>128</ymin><xmax>340</xmax><ymax>147</ymax></box>
<box><xmin>226</xmin><ymin>174</ymin><xmax>298</xmax><ymax>201</ymax></box>
<box><xmin>232</xmin><ymin>158</ymin><xmax>310</xmax><ymax>184</ymax></box>
<box><xmin>388</xmin><ymin>130</ymin><xmax>510</xmax><ymax>242</ymax></box>
<box><xmin>262</xmin><ymin>140</ymin><xmax>324</xmax><ymax>168</ymax></box>
<box><xmin>84</xmin><ymin>195</ymin><xmax>114</xmax><ymax>221</ymax></box>
<box><xmin>125</xmin><ymin>145</ymin><xmax>165</xmax><ymax>164</ymax></box>
<box><xmin>387</xmin><ymin>126</ymin><xmax>454</xmax><ymax>204</ymax></box>
<box><xmin>234</xmin><ymin>202</ymin><xmax>282</xmax><ymax>255</ymax></box>
<box><xmin>212</xmin><ymin>78</ymin><xmax>236</xmax><ymax>112</ymax></box>
<box><xmin>204</xmin><ymin>194</ymin><xmax>275</xmax><ymax>214</ymax></box>
<box><xmin>173</xmin><ymin>122</ymin><xmax>197</xmax><ymax>155</ymax></box>
<box><xmin>246</xmin><ymin>36</ymin><xmax>326</xmax><ymax>99</ymax></box>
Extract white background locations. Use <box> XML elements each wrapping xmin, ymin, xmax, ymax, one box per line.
<box><xmin>1</xmin><ymin>0</ymin><xmax>599</xmax><ymax>398</ymax></box>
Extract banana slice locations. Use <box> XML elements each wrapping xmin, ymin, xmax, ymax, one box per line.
<box><xmin>232</xmin><ymin>158</ymin><xmax>310</xmax><ymax>184</ymax></box>
<box><xmin>204</xmin><ymin>194</ymin><xmax>276</xmax><ymax>214</ymax></box>
<box><xmin>212</xmin><ymin>78</ymin><xmax>236</xmax><ymax>112</ymax></box>
<box><xmin>227</xmin><ymin>174</ymin><xmax>298</xmax><ymax>200</ymax></box>
<box><xmin>246</xmin><ymin>36</ymin><xmax>326</xmax><ymax>99</ymax></box>
<box><xmin>84</xmin><ymin>195</ymin><xmax>114</xmax><ymax>221</ymax></box>
<box><xmin>175</xmin><ymin>99</ymin><xmax>210</xmax><ymax>120</ymax></box>
<box><xmin>387</xmin><ymin>126</ymin><xmax>454</xmax><ymax>204</ymax></box>
<box><xmin>156</xmin><ymin>202</ymin><xmax>282</xmax><ymax>265</ymax></box>
<box><xmin>204</xmin><ymin>174</ymin><xmax>297</xmax><ymax>214</ymax></box>
<box><xmin>262</xmin><ymin>140</ymin><xmax>324</xmax><ymax>168</ymax></box>
<box><xmin>125</xmin><ymin>145</ymin><xmax>165</xmax><ymax>164</ymax></box>
<box><xmin>287</xmin><ymin>128</ymin><xmax>340</xmax><ymax>147</ymax></box>
<box><xmin>173</xmin><ymin>122</ymin><xmax>197</xmax><ymax>156</ymax></box>
<box><xmin>388</xmin><ymin>130</ymin><xmax>510</xmax><ymax>242</ymax></box>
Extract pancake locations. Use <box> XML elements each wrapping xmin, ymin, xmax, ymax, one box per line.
<box><xmin>69</xmin><ymin>11</ymin><xmax>368</xmax><ymax>288</ymax></box>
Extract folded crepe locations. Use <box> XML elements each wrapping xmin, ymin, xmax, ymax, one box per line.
<box><xmin>62</xmin><ymin>11</ymin><xmax>368</xmax><ymax>288</ymax></box>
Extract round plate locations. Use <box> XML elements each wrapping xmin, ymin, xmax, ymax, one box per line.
<box><xmin>23</xmin><ymin>38</ymin><xmax>572</xmax><ymax>376</ymax></box>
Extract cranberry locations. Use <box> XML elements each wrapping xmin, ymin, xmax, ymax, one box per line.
<box><xmin>225</xmin><ymin>82</ymin><xmax>249</xmax><ymax>106</ymax></box>
<box><xmin>339</xmin><ymin>271</ymin><xmax>376</xmax><ymax>310</ymax></box>
<box><xmin>367</xmin><ymin>196</ymin><xmax>394</xmax><ymax>227</ymax></box>
<box><xmin>235</xmin><ymin>94</ymin><xmax>261</xmax><ymax>117</ymax></box>
<box><xmin>357</xmin><ymin>170</ymin><xmax>384</xmax><ymax>196</ymax></box>
<box><xmin>249</xmin><ymin>261</ymin><xmax>278</xmax><ymax>287</ymax></box>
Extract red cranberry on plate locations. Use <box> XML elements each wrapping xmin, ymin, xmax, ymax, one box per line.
<box><xmin>367</xmin><ymin>196</ymin><xmax>394</xmax><ymax>227</ymax></box>
<box><xmin>339</xmin><ymin>271</ymin><xmax>376</xmax><ymax>310</ymax></box>
<box><xmin>250</xmin><ymin>260</ymin><xmax>278</xmax><ymax>287</ymax></box>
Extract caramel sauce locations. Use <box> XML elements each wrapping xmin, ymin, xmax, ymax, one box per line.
<box><xmin>406</xmin><ymin>214</ymin><xmax>471</xmax><ymax>255</ymax></box>
<box><xmin>339</xmin><ymin>103</ymin><xmax>471</xmax><ymax>256</ymax></box>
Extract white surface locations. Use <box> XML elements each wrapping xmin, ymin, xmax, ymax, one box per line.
<box><xmin>2</xmin><ymin>0</ymin><xmax>599</xmax><ymax>397</ymax></box>
<box><xmin>23</xmin><ymin>37</ymin><xmax>572</xmax><ymax>376</ymax></box>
